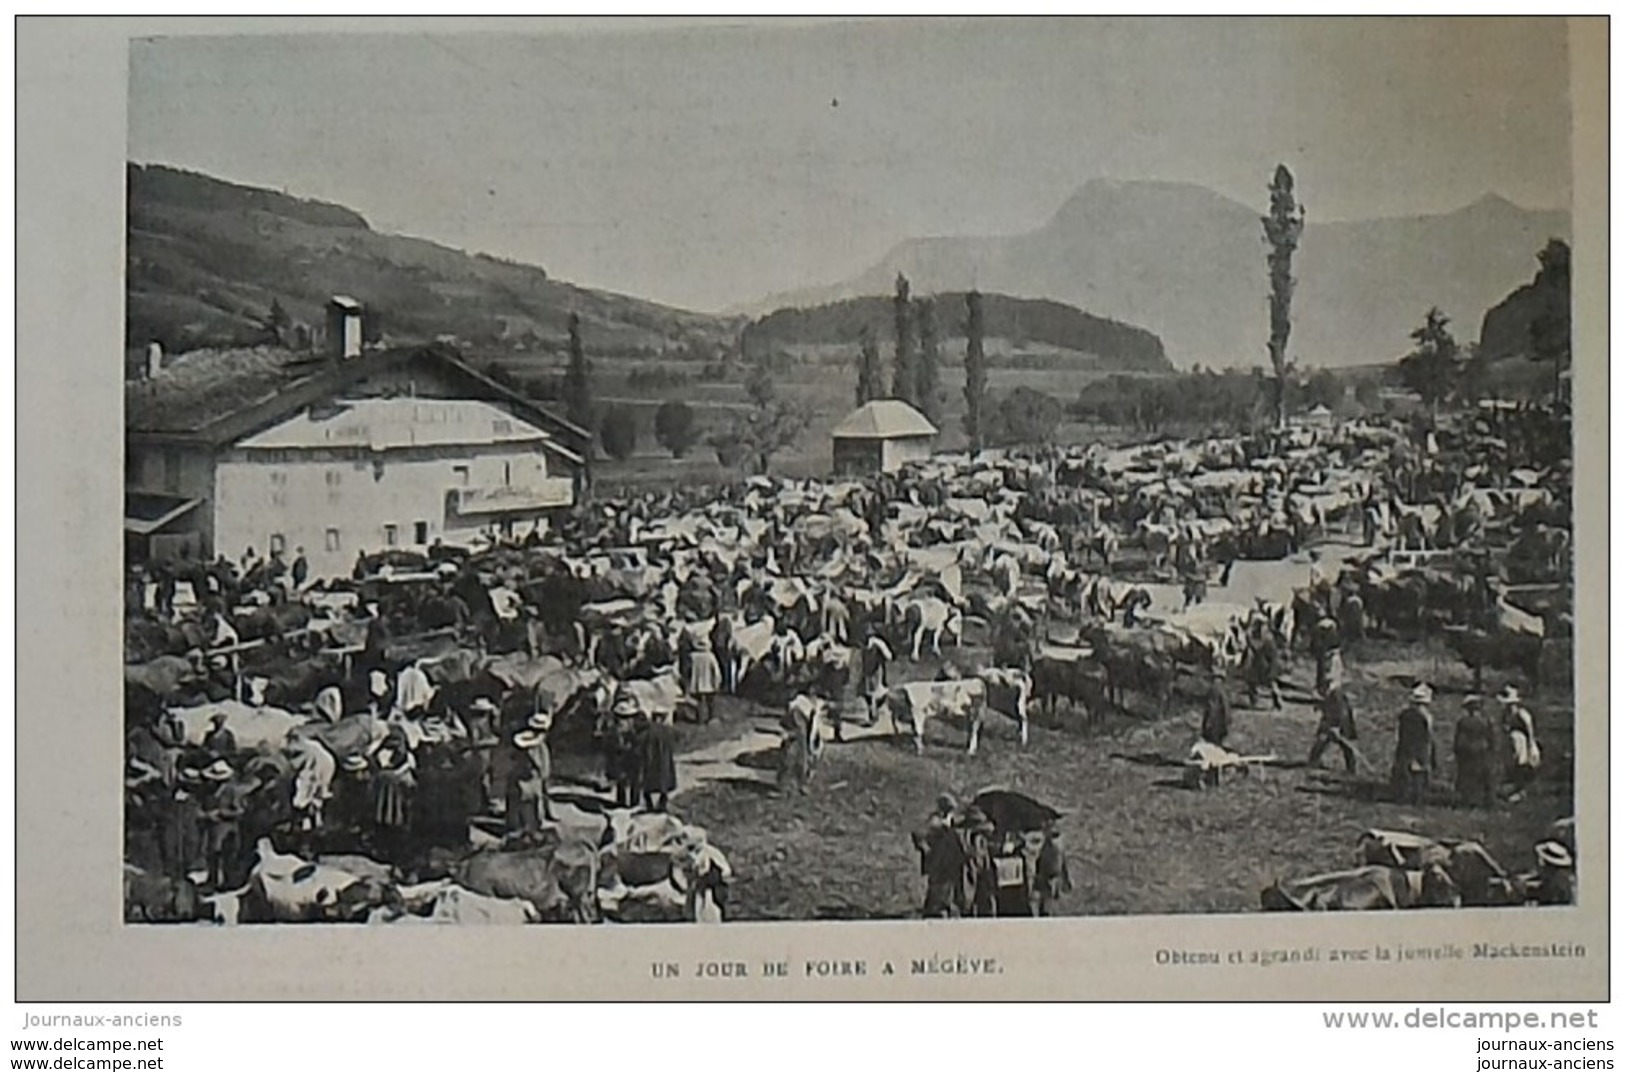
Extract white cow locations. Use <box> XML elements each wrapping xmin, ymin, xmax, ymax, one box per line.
<box><xmin>885</xmin><ymin>679</ymin><xmax>987</xmax><ymax>755</ymax></box>
<box><xmin>895</xmin><ymin>597</ymin><xmax>965</xmax><ymax>661</ymax></box>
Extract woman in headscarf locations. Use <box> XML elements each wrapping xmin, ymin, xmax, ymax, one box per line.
<box><xmin>372</xmin><ymin>734</ymin><xmax>418</xmax><ymax>864</ymax></box>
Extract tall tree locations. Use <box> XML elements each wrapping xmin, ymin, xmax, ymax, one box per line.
<box><xmin>891</xmin><ymin>273</ymin><xmax>915</xmax><ymax>403</ymax></box>
<box><xmin>913</xmin><ymin>297</ymin><xmax>942</xmax><ymax>425</ymax></box>
<box><xmin>1397</xmin><ymin>307</ymin><xmax>1461</xmax><ymax>424</ymax></box>
<box><xmin>855</xmin><ymin>324</ymin><xmax>884</xmax><ymax>407</ymax></box>
<box><xmin>710</xmin><ymin>360</ymin><xmax>812</xmax><ymax>475</ymax></box>
<box><xmin>563</xmin><ymin>312</ymin><xmax>594</xmax><ymax>434</ymax></box>
<box><xmin>963</xmin><ymin>290</ymin><xmax>988</xmax><ymax>455</ymax></box>
<box><xmin>1262</xmin><ymin>164</ymin><xmax>1306</xmax><ymax>428</ymax></box>
<box><xmin>1528</xmin><ymin>237</ymin><xmax>1571</xmax><ymax>401</ymax></box>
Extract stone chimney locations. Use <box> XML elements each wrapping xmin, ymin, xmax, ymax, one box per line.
<box><xmin>145</xmin><ymin>341</ymin><xmax>163</xmax><ymax>379</ymax></box>
<box><xmin>326</xmin><ymin>296</ymin><xmax>365</xmax><ymax>360</ymax></box>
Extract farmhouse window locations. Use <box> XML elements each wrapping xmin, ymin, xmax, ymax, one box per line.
<box><xmin>384</xmin><ymin>524</ymin><xmax>398</xmax><ymax>547</ymax></box>
<box><xmin>325</xmin><ymin>528</ymin><xmax>342</xmax><ymax>553</ymax></box>
<box><xmin>413</xmin><ymin>521</ymin><xmax>428</xmax><ymax>545</ymax></box>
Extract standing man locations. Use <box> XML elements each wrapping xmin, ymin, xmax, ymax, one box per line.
<box><xmin>1033</xmin><ymin>819</ymin><xmax>1073</xmax><ymax>917</ymax></box>
<box><xmin>642</xmin><ymin>709</ymin><xmax>678</xmax><ymax>813</ymax></box>
<box><xmin>202</xmin><ymin>712</ymin><xmax>237</xmax><ymax>759</ymax></box>
<box><xmin>914</xmin><ymin>793</ymin><xmax>967</xmax><ymax>919</ymax></box>
<box><xmin>1200</xmin><ymin>665</ymin><xmax>1231</xmax><ymax>749</ymax></box>
<box><xmin>290</xmin><ymin>547</ymin><xmax>309</xmax><ymax>590</ymax></box>
<box><xmin>198</xmin><ymin>759</ymin><xmax>245</xmax><ymax>891</ymax></box>
<box><xmin>1244</xmin><ymin>617</ymin><xmax>1284</xmax><ymax>711</ymax></box>
<box><xmin>1308</xmin><ymin>679</ymin><xmax>1359</xmax><ymax>773</ymax></box>
<box><xmin>1452</xmin><ymin>695</ymin><xmax>1496</xmax><ymax>808</ymax></box>
<box><xmin>687</xmin><ymin>634</ymin><xmax>722</xmax><ymax>726</ymax></box>
<box><xmin>1498</xmin><ymin>685</ymin><xmax>1540</xmax><ymax>802</ymax></box>
<box><xmin>1313</xmin><ymin>619</ymin><xmax>1344</xmax><ymax>698</ymax></box>
<box><xmin>1391</xmin><ymin>684</ymin><xmax>1438</xmax><ymax>805</ymax></box>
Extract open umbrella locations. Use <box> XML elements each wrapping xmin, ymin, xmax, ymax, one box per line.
<box><xmin>970</xmin><ymin>787</ymin><xmax>1062</xmax><ymax>835</ymax></box>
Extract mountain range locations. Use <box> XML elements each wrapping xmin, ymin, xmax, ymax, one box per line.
<box><xmin>749</xmin><ymin>179</ymin><xmax>1571</xmax><ymax>370</ymax></box>
<box><xmin>125</xmin><ymin>164</ymin><xmax>727</xmax><ymax>359</ymax></box>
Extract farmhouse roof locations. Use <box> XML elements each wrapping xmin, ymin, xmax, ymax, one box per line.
<box><xmin>831</xmin><ymin>399</ymin><xmax>939</xmax><ymax>440</ymax></box>
<box><xmin>125</xmin><ymin>342</ymin><xmax>588</xmax><ymax>462</ymax></box>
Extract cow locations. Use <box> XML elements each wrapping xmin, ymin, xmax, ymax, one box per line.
<box><xmin>970</xmin><ymin>668</ymin><xmax>1034</xmax><ymax>756</ymax></box>
<box><xmin>1260</xmin><ymin>864</ymin><xmax>1460</xmax><ymax>911</ymax></box>
<box><xmin>895</xmin><ymin>597</ymin><xmax>965</xmax><ymax>661</ymax></box>
<box><xmin>240</xmin><ymin>838</ymin><xmax>394</xmax><ymax>923</ymax></box>
<box><xmin>884</xmin><ymin>679</ymin><xmax>987</xmax><ymax>755</ymax></box>
<box><xmin>123</xmin><ymin>864</ymin><xmax>206</xmax><ymax>924</ymax></box>
<box><xmin>426</xmin><ymin>885</ymin><xmax>542</xmax><ymax>925</ymax></box>
<box><xmin>1031</xmin><ymin>652</ymin><xmax>1107</xmax><ymax>724</ymax></box>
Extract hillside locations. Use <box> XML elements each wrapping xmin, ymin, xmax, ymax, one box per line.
<box><xmin>125</xmin><ymin>163</ymin><xmax>734</xmax><ymax>359</ymax></box>
<box><xmin>743</xmin><ymin>293</ymin><xmax>1170</xmax><ymax>373</ymax></box>
<box><xmin>752</xmin><ymin>180</ymin><xmax>1571</xmax><ymax>370</ymax></box>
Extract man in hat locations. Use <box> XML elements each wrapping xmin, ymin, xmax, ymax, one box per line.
<box><xmin>1391</xmin><ymin>684</ymin><xmax>1438</xmax><ymax>805</ymax></box>
<box><xmin>641</xmin><ymin>709</ymin><xmax>678</xmax><ymax>813</ymax></box>
<box><xmin>914</xmin><ymin>793</ymin><xmax>968</xmax><ymax>919</ymax></box>
<box><xmin>197</xmin><ymin>759</ymin><xmax>247</xmax><ymax>891</ymax></box>
<box><xmin>203</xmin><ymin>712</ymin><xmax>236</xmax><ymax>759</ymax></box>
<box><xmin>158</xmin><ymin>769</ymin><xmax>204</xmax><ymax>884</ymax></box>
<box><xmin>1308</xmin><ymin>677</ymin><xmax>1359</xmax><ymax>773</ymax></box>
<box><xmin>506</xmin><ymin>715</ymin><xmax>554</xmax><ymax>841</ymax></box>
<box><xmin>1498</xmin><ymin>684</ymin><xmax>1540</xmax><ymax>801</ymax></box>
<box><xmin>687</xmin><ymin>633</ymin><xmax>722</xmax><ymax>726</ymax></box>
<box><xmin>960</xmin><ymin>806</ymin><xmax>999</xmax><ymax>918</ymax></box>
<box><xmin>1200</xmin><ymin>665</ymin><xmax>1231</xmax><ymax>749</ymax></box>
<box><xmin>1243</xmin><ymin>615</ymin><xmax>1284</xmax><ymax>711</ymax></box>
<box><xmin>331</xmin><ymin>753</ymin><xmax>374</xmax><ymax>849</ymax></box>
<box><xmin>1310</xmin><ymin>617</ymin><xmax>1340</xmax><ymax>690</ymax></box>
<box><xmin>1033</xmin><ymin>819</ymin><xmax>1073</xmax><ymax>917</ymax></box>
<box><xmin>1531</xmin><ymin>841</ymin><xmax>1575</xmax><ymax>905</ymax></box>
<box><xmin>291</xmin><ymin>547</ymin><xmax>309</xmax><ymax>589</ymax></box>
<box><xmin>1452</xmin><ymin>695</ymin><xmax>1497</xmax><ymax>808</ymax></box>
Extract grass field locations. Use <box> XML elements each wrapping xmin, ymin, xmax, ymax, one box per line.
<box><xmin>669</xmin><ymin>637</ymin><xmax>1573</xmax><ymax>920</ymax></box>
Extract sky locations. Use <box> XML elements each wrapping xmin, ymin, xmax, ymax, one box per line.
<box><xmin>128</xmin><ymin>17</ymin><xmax>1573</xmax><ymax>314</ymax></box>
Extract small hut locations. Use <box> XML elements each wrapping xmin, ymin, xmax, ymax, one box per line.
<box><xmin>831</xmin><ymin>399</ymin><xmax>938</xmax><ymax>476</ymax></box>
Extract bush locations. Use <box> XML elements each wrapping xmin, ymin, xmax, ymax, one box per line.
<box><xmin>986</xmin><ymin>387</ymin><xmax>1063</xmax><ymax>447</ymax></box>
<box><xmin>599</xmin><ymin>404</ymin><xmax>639</xmax><ymax>460</ymax></box>
<box><xmin>654</xmin><ymin>400</ymin><xmax>699</xmax><ymax>458</ymax></box>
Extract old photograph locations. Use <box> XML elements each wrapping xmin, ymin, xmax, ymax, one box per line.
<box><xmin>117</xmin><ymin>18</ymin><xmax>1586</xmax><ymax>935</ymax></box>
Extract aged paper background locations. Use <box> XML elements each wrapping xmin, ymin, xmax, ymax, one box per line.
<box><xmin>15</xmin><ymin>15</ymin><xmax>1608</xmax><ymax>1001</ymax></box>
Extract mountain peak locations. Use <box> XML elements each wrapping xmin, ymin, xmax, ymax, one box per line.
<box><xmin>1048</xmin><ymin>178</ymin><xmax>1254</xmax><ymax>227</ymax></box>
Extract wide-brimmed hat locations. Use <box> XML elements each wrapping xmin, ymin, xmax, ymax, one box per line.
<box><xmin>513</xmin><ymin>729</ymin><xmax>545</xmax><ymax>749</ymax></box>
<box><xmin>693</xmin><ymin>634</ymin><xmax>712</xmax><ymax>651</ymax></box>
<box><xmin>1411</xmin><ymin>683</ymin><xmax>1434</xmax><ymax>704</ymax></box>
<box><xmin>469</xmin><ymin>697</ymin><xmax>499</xmax><ymax>714</ymax></box>
<box><xmin>935</xmin><ymin>792</ymin><xmax>958</xmax><ymax>814</ymax></box>
<box><xmin>1463</xmin><ymin>694</ymin><xmax>1484</xmax><ymax>710</ymax></box>
<box><xmin>527</xmin><ymin>711</ymin><xmax>553</xmax><ymax>732</ymax></box>
<box><xmin>340</xmin><ymin>754</ymin><xmax>369</xmax><ymax>773</ymax></box>
<box><xmin>1498</xmin><ymin>685</ymin><xmax>1522</xmax><ymax>704</ymax></box>
<box><xmin>177</xmin><ymin>766</ymin><xmax>203</xmax><ymax>786</ymax></box>
<box><xmin>202</xmin><ymin>759</ymin><xmax>233</xmax><ymax>781</ymax></box>
<box><xmin>1535</xmin><ymin>841</ymin><xmax>1574</xmax><ymax>870</ymax></box>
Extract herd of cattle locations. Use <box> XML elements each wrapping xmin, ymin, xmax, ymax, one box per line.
<box><xmin>122</xmin><ymin>402</ymin><xmax>1574</xmax><ymax>923</ymax></box>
